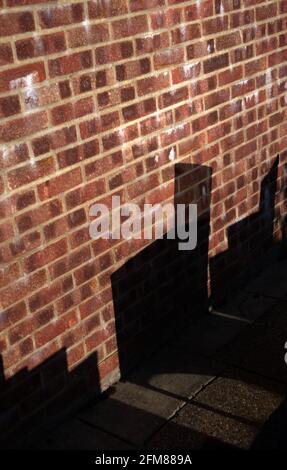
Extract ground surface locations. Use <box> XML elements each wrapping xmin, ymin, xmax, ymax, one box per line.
<box><xmin>37</xmin><ymin>259</ymin><xmax>287</xmax><ymax>450</ymax></box>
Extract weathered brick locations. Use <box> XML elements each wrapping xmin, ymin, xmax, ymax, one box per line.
<box><xmin>0</xmin><ymin>62</ymin><xmax>46</xmax><ymax>93</ymax></box>
<box><xmin>0</xmin><ymin>43</ymin><xmax>13</xmax><ymax>67</ymax></box>
<box><xmin>203</xmin><ymin>53</ymin><xmax>229</xmax><ymax>74</ymax></box>
<box><xmin>0</xmin><ymin>95</ymin><xmax>21</xmax><ymax>118</ymax></box>
<box><xmin>38</xmin><ymin>3</ymin><xmax>84</xmax><ymax>29</ymax></box>
<box><xmin>49</xmin><ymin>51</ymin><xmax>92</xmax><ymax>78</ymax></box>
<box><xmin>0</xmin><ymin>11</ymin><xmax>35</xmax><ymax>37</ymax></box>
<box><xmin>16</xmin><ymin>32</ymin><xmax>66</xmax><ymax>60</ymax></box>
<box><xmin>57</xmin><ymin>140</ymin><xmax>100</xmax><ymax>169</ymax></box>
<box><xmin>16</xmin><ymin>199</ymin><xmax>62</xmax><ymax>233</ymax></box>
<box><xmin>112</xmin><ymin>15</ymin><xmax>149</xmax><ymax>39</ymax></box>
<box><xmin>7</xmin><ymin>156</ymin><xmax>55</xmax><ymax>189</ymax></box>
<box><xmin>24</xmin><ymin>239</ymin><xmax>68</xmax><ymax>273</ymax></box>
<box><xmin>95</xmin><ymin>41</ymin><xmax>134</xmax><ymax>65</ymax></box>
<box><xmin>67</xmin><ymin>24</ymin><xmax>109</xmax><ymax>48</ymax></box>
<box><xmin>88</xmin><ymin>0</ymin><xmax>128</xmax><ymax>18</ymax></box>
<box><xmin>154</xmin><ymin>47</ymin><xmax>184</xmax><ymax>69</ymax></box>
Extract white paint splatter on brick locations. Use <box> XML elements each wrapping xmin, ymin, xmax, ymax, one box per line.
<box><xmin>169</xmin><ymin>148</ymin><xmax>176</xmax><ymax>161</ymax></box>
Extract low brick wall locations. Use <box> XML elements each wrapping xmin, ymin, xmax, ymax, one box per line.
<box><xmin>0</xmin><ymin>0</ymin><xmax>287</xmax><ymax>443</ymax></box>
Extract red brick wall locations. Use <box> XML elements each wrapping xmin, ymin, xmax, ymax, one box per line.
<box><xmin>0</xmin><ymin>0</ymin><xmax>287</xmax><ymax>442</ymax></box>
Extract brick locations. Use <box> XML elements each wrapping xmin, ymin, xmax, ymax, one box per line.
<box><xmin>116</xmin><ymin>58</ymin><xmax>151</xmax><ymax>81</ymax></box>
<box><xmin>0</xmin><ymin>95</ymin><xmax>21</xmax><ymax>118</ymax></box>
<box><xmin>74</xmin><ymin>95</ymin><xmax>95</xmax><ymax>119</ymax></box>
<box><xmin>50</xmin><ymin>103</ymin><xmax>74</xmax><ymax>126</ymax></box>
<box><xmin>23</xmin><ymin>83</ymin><xmax>62</xmax><ymax>111</ymax></box>
<box><xmin>160</xmin><ymin>122</ymin><xmax>190</xmax><ymax>147</ymax></box>
<box><xmin>0</xmin><ymin>43</ymin><xmax>13</xmax><ymax>67</ymax></box>
<box><xmin>159</xmin><ymin>86</ymin><xmax>189</xmax><ymax>109</ymax></box>
<box><xmin>218</xmin><ymin>65</ymin><xmax>243</xmax><ymax>86</ymax></box>
<box><xmin>154</xmin><ymin>47</ymin><xmax>184</xmax><ymax>69</ymax></box>
<box><xmin>0</xmin><ymin>62</ymin><xmax>46</xmax><ymax>93</ymax></box>
<box><xmin>67</xmin><ymin>24</ymin><xmax>109</xmax><ymax>48</ymax></box>
<box><xmin>127</xmin><ymin>173</ymin><xmax>160</xmax><ymax>199</ymax></box>
<box><xmin>65</xmin><ymin>179</ymin><xmax>106</xmax><ymax>209</ymax></box>
<box><xmin>29</xmin><ymin>276</ymin><xmax>73</xmax><ymax>313</ymax></box>
<box><xmin>130</xmin><ymin>0</ymin><xmax>165</xmax><ymax>11</ymax></box>
<box><xmin>112</xmin><ymin>104</ymin><xmax>140</xmax><ymax>138</ymax></box>
<box><xmin>38</xmin><ymin>168</ymin><xmax>82</xmax><ymax>201</ymax></box>
<box><xmin>16</xmin><ymin>199</ymin><xmax>62</xmax><ymax>233</ymax></box>
<box><xmin>203</xmin><ymin>15</ymin><xmax>229</xmax><ymax>35</ymax></box>
<box><xmin>49</xmin><ymin>51</ymin><xmax>92</xmax><ymax>78</ymax></box>
<box><xmin>0</xmin><ymin>302</ymin><xmax>27</xmax><ymax>334</ymax></box>
<box><xmin>151</xmin><ymin>7</ymin><xmax>182</xmax><ymax>29</ymax></box>
<box><xmin>2</xmin><ymin>112</ymin><xmax>48</xmax><ymax>146</ymax></box>
<box><xmin>88</xmin><ymin>0</ymin><xmax>128</xmax><ymax>18</ymax></box>
<box><xmin>231</xmin><ymin>10</ymin><xmax>255</xmax><ymax>27</ymax></box>
<box><xmin>0</xmin><ymin>189</ymin><xmax>36</xmax><ymax>218</ymax></box>
<box><xmin>122</xmin><ymin>97</ymin><xmax>156</xmax><ymax>122</ymax></box>
<box><xmin>16</xmin><ymin>32</ymin><xmax>66</xmax><ymax>60</ymax></box>
<box><xmin>35</xmin><ymin>311</ymin><xmax>78</xmax><ymax>348</ymax></box>
<box><xmin>185</xmin><ymin>0</ymin><xmax>213</xmax><ymax>21</ymax></box>
<box><xmin>95</xmin><ymin>41</ymin><xmax>133</xmax><ymax>65</ymax></box>
<box><xmin>7</xmin><ymin>0</ymin><xmax>54</xmax><ymax>4</ymax></box>
<box><xmin>0</xmin><ymin>222</ymin><xmax>14</xmax><ymax>244</ymax></box>
<box><xmin>85</xmin><ymin>150</ymin><xmax>123</xmax><ymax>179</ymax></box>
<box><xmin>49</xmin><ymin>246</ymin><xmax>91</xmax><ymax>280</ymax></box>
<box><xmin>112</xmin><ymin>15</ymin><xmax>149</xmax><ymax>39</ymax></box>
<box><xmin>24</xmin><ymin>239</ymin><xmax>67</xmax><ymax>273</ymax></box>
<box><xmin>0</xmin><ymin>11</ymin><xmax>35</xmax><ymax>37</ymax></box>
<box><xmin>136</xmin><ymin>32</ymin><xmax>169</xmax><ymax>54</ymax></box>
<box><xmin>171</xmin><ymin>23</ymin><xmax>201</xmax><ymax>44</ymax></box>
<box><xmin>203</xmin><ymin>53</ymin><xmax>229</xmax><ymax>74</ymax></box>
<box><xmin>137</xmin><ymin>71</ymin><xmax>170</xmax><ymax>95</ymax></box>
<box><xmin>245</xmin><ymin>57</ymin><xmax>267</xmax><ymax>76</ymax></box>
<box><xmin>205</xmin><ymin>88</ymin><xmax>230</xmax><ymax>109</ymax></box>
<box><xmin>256</xmin><ymin>3</ymin><xmax>277</xmax><ymax>21</ymax></box>
<box><xmin>216</xmin><ymin>32</ymin><xmax>241</xmax><ymax>51</ymax></box>
<box><xmin>32</xmin><ymin>126</ymin><xmax>77</xmax><ymax>157</ymax></box>
<box><xmin>38</xmin><ymin>3</ymin><xmax>84</xmax><ymax>29</ymax></box>
<box><xmin>57</xmin><ymin>140</ymin><xmax>99</xmax><ymax>169</ymax></box>
<box><xmin>79</xmin><ymin>111</ymin><xmax>120</xmax><ymax>139</ymax></box>
<box><xmin>172</xmin><ymin>62</ymin><xmax>201</xmax><ymax>84</ymax></box>
<box><xmin>187</xmin><ymin>40</ymin><xmax>214</xmax><ymax>60</ymax></box>
<box><xmin>7</xmin><ymin>156</ymin><xmax>54</xmax><ymax>190</ymax></box>
<box><xmin>1</xmin><ymin>270</ymin><xmax>46</xmax><ymax>310</ymax></box>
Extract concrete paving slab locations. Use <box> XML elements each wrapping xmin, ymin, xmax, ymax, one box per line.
<box><xmin>79</xmin><ymin>381</ymin><xmax>183</xmax><ymax>446</ymax></box>
<box><xmin>246</xmin><ymin>259</ymin><xmax>287</xmax><ymax>300</ymax></box>
<box><xmin>193</xmin><ymin>368</ymin><xmax>287</xmax><ymax>426</ymax></box>
<box><xmin>148</xmin><ymin>368</ymin><xmax>287</xmax><ymax>450</ymax></box>
<box><xmin>218</xmin><ymin>305</ymin><xmax>287</xmax><ymax>383</ymax></box>
<box><xmin>215</xmin><ymin>291</ymin><xmax>278</xmax><ymax>323</ymax></box>
<box><xmin>36</xmin><ymin>418</ymin><xmax>131</xmax><ymax>450</ymax></box>
<box><xmin>127</xmin><ymin>345</ymin><xmax>222</xmax><ymax>400</ymax></box>
<box><xmin>175</xmin><ymin>311</ymin><xmax>246</xmax><ymax>357</ymax></box>
<box><xmin>147</xmin><ymin>402</ymin><xmax>257</xmax><ymax>450</ymax></box>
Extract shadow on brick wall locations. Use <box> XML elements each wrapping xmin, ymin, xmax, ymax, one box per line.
<box><xmin>210</xmin><ymin>155</ymin><xmax>279</xmax><ymax>307</ymax></box>
<box><xmin>111</xmin><ymin>163</ymin><xmax>212</xmax><ymax>374</ymax></box>
<box><xmin>0</xmin><ymin>156</ymin><xmax>284</xmax><ymax>449</ymax></box>
<box><xmin>0</xmin><ymin>348</ymin><xmax>103</xmax><ymax>447</ymax></box>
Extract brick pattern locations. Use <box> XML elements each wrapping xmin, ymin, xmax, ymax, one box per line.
<box><xmin>0</xmin><ymin>0</ymin><xmax>287</xmax><ymax>434</ymax></box>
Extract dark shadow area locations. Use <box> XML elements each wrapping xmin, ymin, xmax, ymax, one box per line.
<box><xmin>0</xmin><ymin>349</ymin><xmax>102</xmax><ymax>448</ymax></box>
<box><xmin>210</xmin><ymin>156</ymin><xmax>279</xmax><ymax>307</ymax></box>
<box><xmin>1</xmin><ymin>156</ymin><xmax>287</xmax><ymax>450</ymax></box>
<box><xmin>111</xmin><ymin>163</ymin><xmax>212</xmax><ymax>374</ymax></box>
<box><xmin>111</xmin><ymin>157</ymin><xmax>281</xmax><ymax>377</ymax></box>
